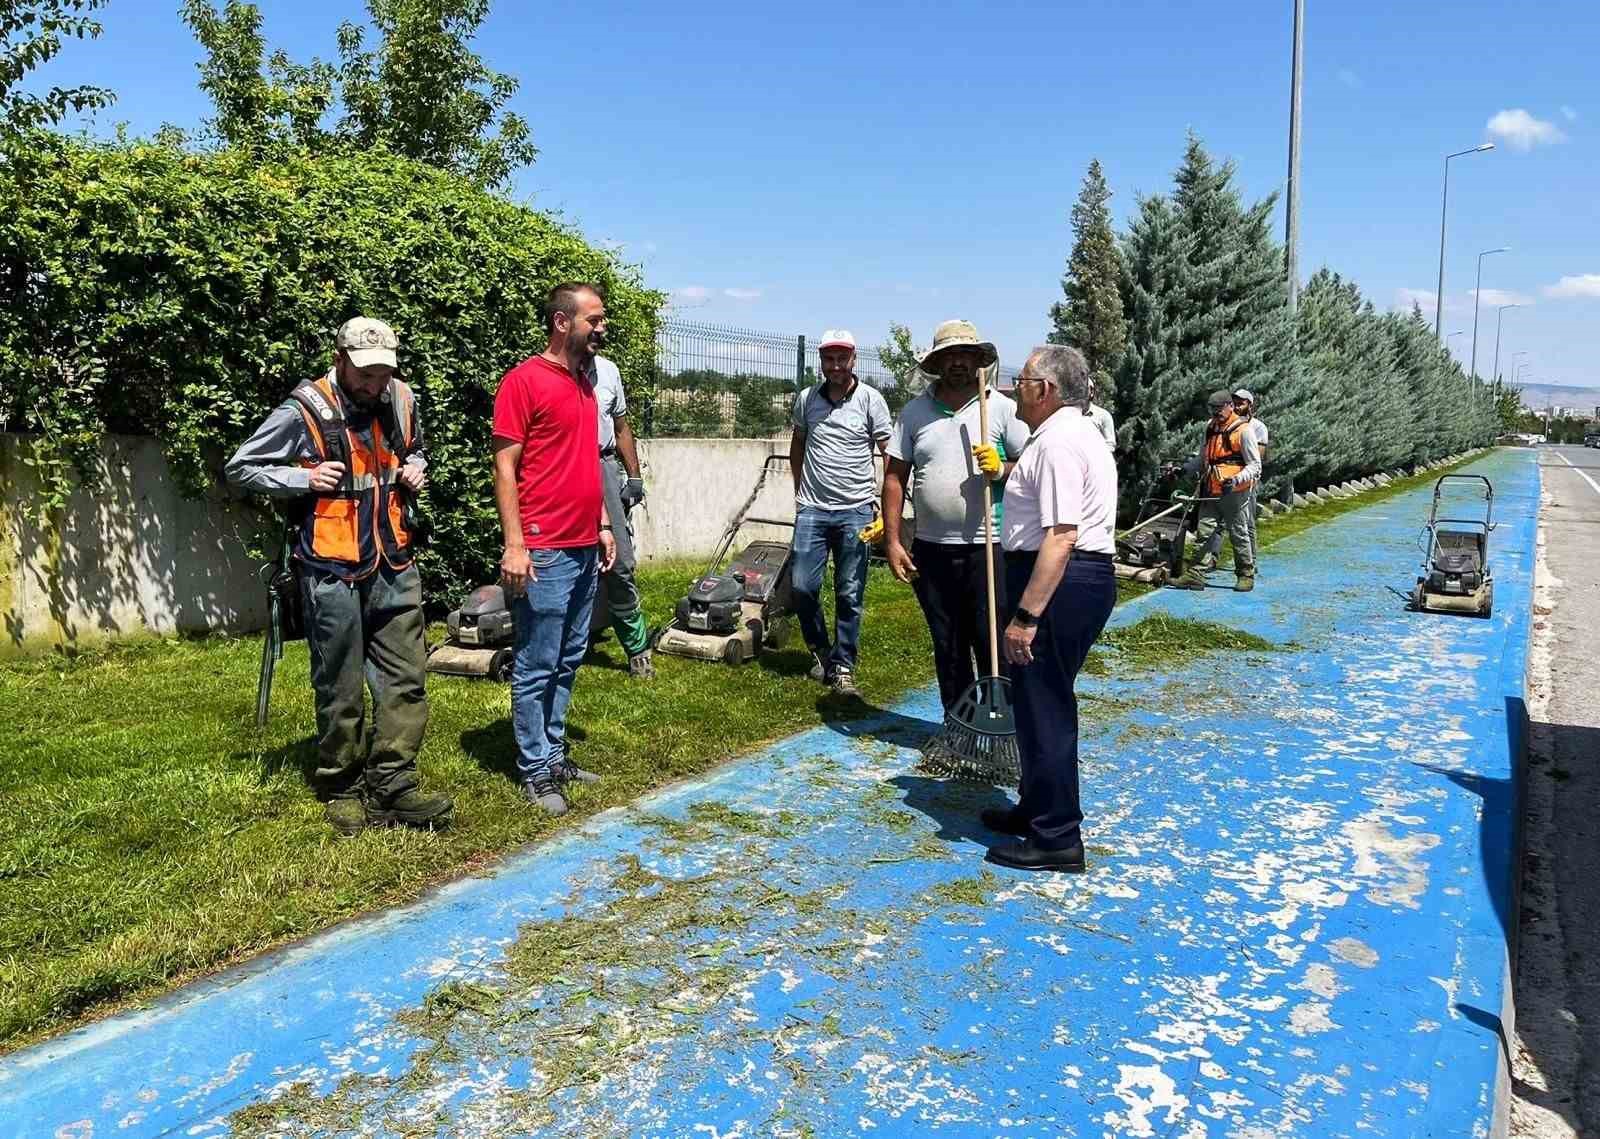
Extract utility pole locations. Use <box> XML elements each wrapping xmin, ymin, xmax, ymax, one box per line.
<box><xmin>1285</xmin><ymin>0</ymin><xmax>1305</xmax><ymax>317</ymax></box>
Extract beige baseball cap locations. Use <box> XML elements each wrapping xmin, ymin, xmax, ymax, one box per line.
<box><xmin>336</xmin><ymin>316</ymin><xmax>400</xmax><ymax>369</ymax></box>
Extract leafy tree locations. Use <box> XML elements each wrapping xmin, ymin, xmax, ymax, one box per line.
<box><xmin>0</xmin><ymin>0</ymin><xmax>114</xmax><ymax>136</ymax></box>
<box><xmin>183</xmin><ymin>0</ymin><xmax>536</xmax><ymax>190</ymax></box>
<box><xmin>875</xmin><ymin>322</ymin><xmax>924</xmax><ymax>414</ymax></box>
<box><xmin>181</xmin><ymin>0</ymin><xmax>336</xmax><ymax>154</ymax></box>
<box><xmin>335</xmin><ymin>0</ymin><xmax>535</xmax><ymax>190</ymax></box>
<box><xmin>1048</xmin><ymin>158</ymin><xmax>1126</xmax><ymax>385</ymax></box>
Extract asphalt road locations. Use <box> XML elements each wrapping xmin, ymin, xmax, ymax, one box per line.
<box><xmin>1513</xmin><ymin>443</ymin><xmax>1600</xmax><ymax>1138</ymax></box>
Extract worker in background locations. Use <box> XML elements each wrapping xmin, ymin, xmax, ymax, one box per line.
<box><xmin>226</xmin><ymin>317</ymin><xmax>452</xmax><ymax>836</ymax></box>
<box><xmin>592</xmin><ymin>354</ymin><xmax>653</xmax><ymax>678</ymax></box>
<box><xmin>789</xmin><ymin>329</ymin><xmax>893</xmax><ymax>697</ymax></box>
<box><xmin>1086</xmin><ymin>378</ymin><xmax>1117</xmax><ymax>453</ymax></box>
<box><xmin>985</xmin><ymin>344</ymin><xmax>1118</xmax><ymax>873</ymax></box>
<box><xmin>1176</xmin><ymin>389</ymin><xmax>1261</xmax><ymax>592</ymax></box>
<box><xmin>1233</xmin><ymin>389</ymin><xmax>1268</xmax><ymax>567</ymax></box>
<box><xmin>881</xmin><ymin>319</ymin><xmax>1030</xmax><ymax>713</ymax></box>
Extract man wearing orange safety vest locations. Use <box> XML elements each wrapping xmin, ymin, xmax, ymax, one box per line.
<box><xmin>1175</xmin><ymin>389</ymin><xmax>1262</xmax><ymax>592</ymax></box>
<box><xmin>227</xmin><ymin>317</ymin><xmax>453</xmax><ymax>835</ymax></box>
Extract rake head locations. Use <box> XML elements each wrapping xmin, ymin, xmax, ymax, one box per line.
<box><xmin>919</xmin><ymin>676</ymin><xmax>1020</xmax><ymax>785</ymax></box>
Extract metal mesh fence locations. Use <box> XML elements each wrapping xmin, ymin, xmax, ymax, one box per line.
<box><xmin>642</xmin><ymin>319</ymin><xmax>1017</xmax><ymax>438</ymax></box>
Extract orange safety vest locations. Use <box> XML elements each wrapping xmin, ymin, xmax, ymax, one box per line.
<box><xmin>290</xmin><ymin>373</ymin><xmax>417</xmax><ymax>578</ymax></box>
<box><xmin>1203</xmin><ymin>412</ymin><xmax>1256</xmax><ymax>496</ymax></box>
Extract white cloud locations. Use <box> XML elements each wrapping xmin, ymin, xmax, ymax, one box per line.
<box><xmin>1544</xmin><ymin>273</ymin><xmax>1600</xmax><ymax>299</ymax></box>
<box><xmin>1561</xmin><ymin>105</ymin><xmax>1579</xmax><ymax>122</ymax></box>
<box><xmin>1469</xmin><ymin>288</ymin><xmax>1534</xmax><ymax>307</ymax></box>
<box><xmin>1393</xmin><ymin>287</ymin><xmax>1438</xmax><ymax>314</ymax></box>
<box><xmin>1485</xmin><ymin>108</ymin><xmax>1568</xmax><ymax>150</ymax></box>
<box><xmin>1336</xmin><ymin>68</ymin><xmax>1362</xmax><ymax>89</ymax></box>
<box><xmin>672</xmin><ymin>285</ymin><xmax>710</xmax><ymax>304</ymax></box>
<box><xmin>723</xmin><ymin>288</ymin><xmax>762</xmax><ymax>300</ymax></box>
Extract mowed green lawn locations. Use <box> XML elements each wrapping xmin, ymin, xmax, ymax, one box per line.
<box><xmin>0</xmin><ymin>564</ymin><xmax>940</xmax><ymax>1053</ymax></box>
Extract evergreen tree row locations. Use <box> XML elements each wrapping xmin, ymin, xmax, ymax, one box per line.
<box><xmin>1050</xmin><ymin>136</ymin><xmax>1500</xmax><ymax>516</ymax></box>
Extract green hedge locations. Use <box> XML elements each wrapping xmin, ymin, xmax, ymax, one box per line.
<box><xmin>0</xmin><ymin>133</ymin><xmax>664</xmax><ymax>601</ymax></box>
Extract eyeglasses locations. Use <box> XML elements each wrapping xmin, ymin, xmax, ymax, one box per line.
<box><xmin>1014</xmin><ymin>375</ymin><xmax>1049</xmax><ymax>389</ymax></box>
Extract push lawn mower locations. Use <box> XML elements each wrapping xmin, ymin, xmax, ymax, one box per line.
<box><xmin>1113</xmin><ymin>462</ymin><xmax>1203</xmax><ymax>583</ymax></box>
<box><xmin>655</xmin><ymin>454</ymin><xmax>796</xmax><ymax>666</ymax></box>
<box><xmin>1411</xmin><ymin>474</ymin><xmax>1495</xmax><ymax>618</ymax></box>
<box><xmin>426</xmin><ymin>575</ymin><xmax>618</xmax><ymax>681</ymax></box>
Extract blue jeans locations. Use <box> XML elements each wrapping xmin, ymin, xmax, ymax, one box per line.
<box><xmin>791</xmin><ymin>504</ymin><xmax>874</xmax><ymax>674</ymax></box>
<box><xmin>511</xmin><ymin>546</ymin><xmax>598</xmax><ymax>782</ymax></box>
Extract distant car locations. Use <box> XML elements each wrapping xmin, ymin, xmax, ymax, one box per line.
<box><xmin>1585</xmin><ymin>432</ymin><xmax>1600</xmax><ymax>449</ymax></box>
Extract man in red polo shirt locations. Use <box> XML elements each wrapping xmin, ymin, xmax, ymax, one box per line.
<box><xmin>492</xmin><ymin>282</ymin><xmax>618</xmax><ymax>815</ymax></box>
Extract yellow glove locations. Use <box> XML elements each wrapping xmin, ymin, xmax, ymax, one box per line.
<box><xmin>972</xmin><ymin>442</ymin><xmax>1002</xmax><ymax>479</ymax></box>
<box><xmin>857</xmin><ymin>517</ymin><xmax>884</xmax><ymax>544</ymax></box>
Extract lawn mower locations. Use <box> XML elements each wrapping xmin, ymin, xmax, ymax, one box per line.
<box><xmin>1411</xmin><ymin>474</ymin><xmax>1495</xmax><ymax>617</ymax></box>
<box><xmin>1114</xmin><ymin>462</ymin><xmax>1202</xmax><ymax>583</ymax></box>
<box><xmin>655</xmin><ymin>454</ymin><xmax>796</xmax><ymax>666</ymax></box>
<box><xmin>426</xmin><ymin>574</ymin><xmax>620</xmax><ymax>681</ymax></box>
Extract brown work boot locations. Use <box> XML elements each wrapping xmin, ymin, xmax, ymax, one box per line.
<box><xmin>368</xmin><ymin>787</ymin><xmax>454</xmax><ymax>829</ymax></box>
<box><xmin>1171</xmin><ymin>568</ymin><xmax>1207</xmax><ymax>590</ymax></box>
<box><xmin>1234</xmin><ymin>572</ymin><xmax>1256</xmax><ymax>593</ymax></box>
<box><xmin>324</xmin><ymin>796</ymin><xmax>369</xmax><ymax>837</ymax></box>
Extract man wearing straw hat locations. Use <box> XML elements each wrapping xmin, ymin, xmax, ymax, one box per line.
<box><xmin>882</xmin><ymin>319</ymin><xmax>1030</xmax><ymax>714</ymax></box>
<box><xmin>788</xmin><ymin>329</ymin><xmax>893</xmax><ymax>696</ymax></box>
<box><xmin>984</xmin><ymin>345</ymin><xmax>1117</xmax><ymax>873</ymax></box>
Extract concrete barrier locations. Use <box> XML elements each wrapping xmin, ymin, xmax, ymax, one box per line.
<box><xmin>0</xmin><ymin>435</ymin><xmax>273</xmax><ymax>659</ymax></box>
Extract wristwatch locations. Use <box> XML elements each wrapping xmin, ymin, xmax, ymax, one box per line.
<box><xmin>599</xmin><ymin>524</ymin><xmax>614</xmax><ymax>532</ymax></box>
<box><xmin>1012</xmin><ymin>606</ymin><xmax>1040</xmax><ymax>627</ymax></box>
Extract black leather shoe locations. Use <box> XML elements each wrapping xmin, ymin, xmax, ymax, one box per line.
<box><xmin>985</xmin><ymin>839</ymin><xmax>1086</xmax><ymax>873</ymax></box>
<box><xmin>979</xmin><ymin>807</ymin><xmax>1028</xmax><ymax>837</ymax></box>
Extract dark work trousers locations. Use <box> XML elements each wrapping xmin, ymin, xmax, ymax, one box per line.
<box><xmin>300</xmin><ymin>562</ymin><xmax>430</xmax><ymax>801</ymax></box>
<box><xmin>911</xmin><ymin>539</ymin><xmax>1007</xmax><ymax>712</ymax></box>
<box><xmin>1003</xmin><ymin>550</ymin><xmax>1117</xmax><ymax>851</ymax></box>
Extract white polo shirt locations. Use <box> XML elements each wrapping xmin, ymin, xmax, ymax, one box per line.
<box><xmin>1002</xmin><ymin>406</ymin><xmax>1118</xmax><ymax>554</ymax></box>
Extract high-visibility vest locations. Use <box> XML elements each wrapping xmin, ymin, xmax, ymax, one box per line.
<box><xmin>1203</xmin><ymin>413</ymin><xmax>1256</xmax><ymax>496</ymax></box>
<box><xmin>289</xmin><ymin>373</ymin><xmax>417</xmax><ymax>578</ymax></box>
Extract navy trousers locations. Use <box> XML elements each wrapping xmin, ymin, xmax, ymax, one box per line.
<box><xmin>1003</xmin><ymin>550</ymin><xmax>1117</xmax><ymax>850</ymax></box>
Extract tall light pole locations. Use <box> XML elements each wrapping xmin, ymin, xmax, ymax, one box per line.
<box><xmin>1435</xmin><ymin>142</ymin><xmax>1495</xmax><ymax>337</ymax></box>
<box><xmin>1469</xmin><ymin>246</ymin><xmax>1509</xmax><ymax>399</ymax></box>
<box><xmin>1285</xmin><ymin>0</ymin><xmax>1305</xmax><ymax>316</ymax></box>
<box><xmin>1491</xmin><ymin>303</ymin><xmax>1520</xmax><ymax>386</ymax></box>
<box><xmin>1510</xmin><ymin>351</ymin><xmax>1528</xmax><ymax>387</ymax></box>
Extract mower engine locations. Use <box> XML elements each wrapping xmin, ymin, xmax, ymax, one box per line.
<box><xmin>677</xmin><ymin>573</ymin><xmax>745</xmax><ymax>635</ymax></box>
<box><xmin>447</xmin><ymin>585</ymin><xmax>515</xmax><ymax>646</ymax></box>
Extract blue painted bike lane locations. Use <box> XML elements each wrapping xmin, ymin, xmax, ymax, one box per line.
<box><xmin>2</xmin><ymin>449</ymin><xmax>1536</xmax><ymax>1138</ymax></box>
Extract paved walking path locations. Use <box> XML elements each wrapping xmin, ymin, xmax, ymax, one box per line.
<box><xmin>1</xmin><ymin>449</ymin><xmax>1536</xmax><ymax>1138</ymax></box>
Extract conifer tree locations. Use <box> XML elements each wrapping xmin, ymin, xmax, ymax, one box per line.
<box><xmin>1111</xmin><ymin>193</ymin><xmax>1190</xmax><ymax>514</ymax></box>
<box><xmin>1048</xmin><ymin>159</ymin><xmax>1126</xmax><ymax>390</ymax></box>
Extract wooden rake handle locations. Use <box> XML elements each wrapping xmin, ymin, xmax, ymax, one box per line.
<box><xmin>978</xmin><ymin>365</ymin><xmax>1000</xmax><ymax>677</ymax></box>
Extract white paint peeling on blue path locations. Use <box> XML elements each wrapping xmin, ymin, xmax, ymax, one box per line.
<box><xmin>1</xmin><ymin>449</ymin><xmax>1536</xmax><ymax>1138</ymax></box>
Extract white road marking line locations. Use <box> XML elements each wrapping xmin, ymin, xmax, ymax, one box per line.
<box><xmin>1557</xmin><ymin>451</ymin><xmax>1600</xmax><ymax>498</ymax></box>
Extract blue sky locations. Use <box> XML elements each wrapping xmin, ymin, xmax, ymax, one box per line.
<box><xmin>33</xmin><ymin>0</ymin><xmax>1599</xmax><ymax>390</ymax></box>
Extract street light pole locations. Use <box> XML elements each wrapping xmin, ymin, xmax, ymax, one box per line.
<box><xmin>1285</xmin><ymin>0</ymin><xmax>1305</xmax><ymax>316</ymax></box>
<box><xmin>1470</xmin><ymin>246</ymin><xmax>1509</xmax><ymax>399</ymax></box>
<box><xmin>1492</xmin><ymin>303</ymin><xmax>1520</xmax><ymax>386</ymax></box>
<box><xmin>1435</xmin><ymin>143</ymin><xmax>1495</xmax><ymax>338</ymax></box>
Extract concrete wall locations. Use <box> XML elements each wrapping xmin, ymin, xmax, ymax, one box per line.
<box><xmin>0</xmin><ymin>434</ymin><xmax>275</xmax><ymax>658</ymax></box>
<box><xmin>0</xmin><ymin>434</ymin><xmax>848</xmax><ymax>655</ymax></box>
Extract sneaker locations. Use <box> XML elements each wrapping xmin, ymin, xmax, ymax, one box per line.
<box><xmin>367</xmin><ymin>787</ymin><xmax>453</xmax><ymax>829</ymax></box>
<box><xmin>521</xmin><ymin>775</ymin><xmax>568</xmax><ymax>815</ymax></box>
<box><xmin>628</xmin><ymin>650</ymin><xmax>656</xmax><ymax>679</ymax></box>
<box><xmin>553</xmin><ymin>757</ymin><xmax>602</xmax><ymax>785</ymax></box>
<box><xmin>324</xmin><ymin>796</ymin><xmax>369</xmax><ymax>837</ymax></box>
<box><xmin>830</xmin><ymin>668</ymin><xmax>860</xmax><ymax>697</ymax></box>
